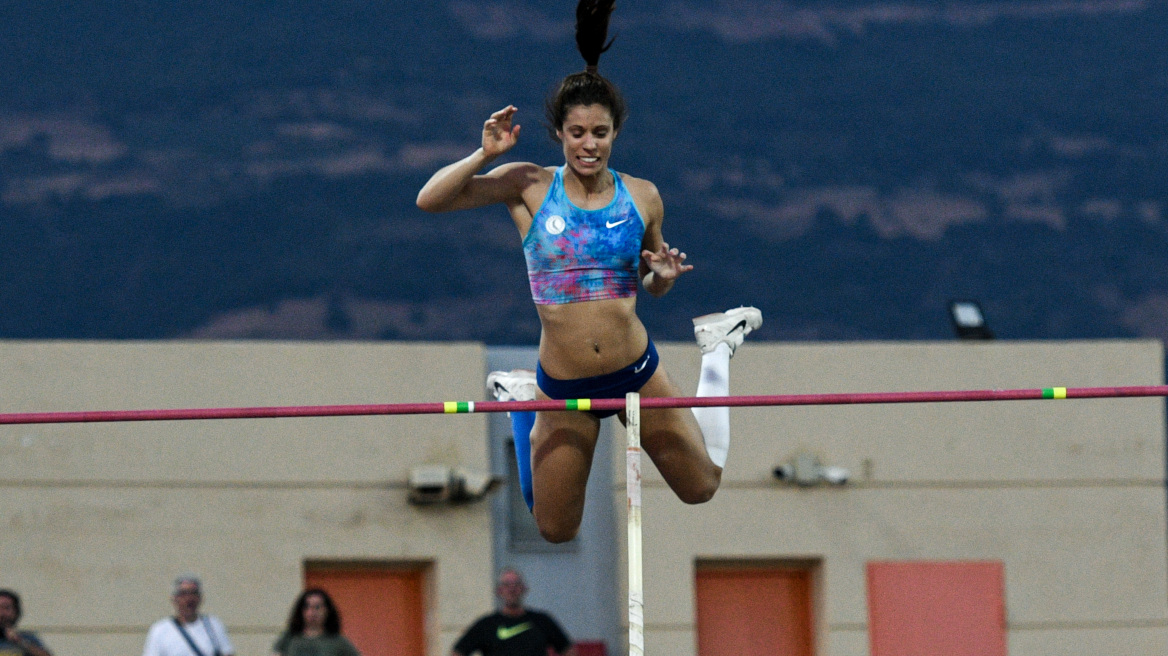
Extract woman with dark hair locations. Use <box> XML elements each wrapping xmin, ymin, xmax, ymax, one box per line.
<box><xmin>271</xmin><ymin>589</ymin><xmax>359</xmax><ymax>656</ymax></box>
<box><xmin>417</xmin><ymin>0</ymin><xmax>761</xmax><ymax>544</ymax></box>
<box><xmin>0</xmin><ymin>589</ymin><xmax>53</xmax><ymax>656</ymax></box>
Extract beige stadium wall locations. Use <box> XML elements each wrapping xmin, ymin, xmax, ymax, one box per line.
<box><xmin>619</xmin><ymin>339</ymin><xmax>1168</xmax><ymax>656</ymax></box>
<box><xmin>4</xmin><ymin>338</ymin><xmax>1165</xmax><ymax>656</ymax></box>
<box><xmin>0</xmin><ymin>341</ymin><xmax>495</xmax><ymax>656</ymax></box>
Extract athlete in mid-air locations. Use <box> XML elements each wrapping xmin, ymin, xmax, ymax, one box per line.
<box><xmin>417</xmin><ymin>0</ymin><xmax>761</xmax><ymax>543</ymax></box>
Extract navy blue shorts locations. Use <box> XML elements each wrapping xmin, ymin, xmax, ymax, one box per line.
<box><xmin>536</xmin><ymin>339</ymin><xmax>660</xmax><ymax>418</ymax></box>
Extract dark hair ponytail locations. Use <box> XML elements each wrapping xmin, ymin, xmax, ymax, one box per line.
<box><xmin>545</xmin><ymin>0</ymin><xmax>628</xmax><ymax>141</ymax></box>
<box><xmin>576</xmin><ymin>0</ymin><xmax>615</xmax><ymax>73</ymax></box>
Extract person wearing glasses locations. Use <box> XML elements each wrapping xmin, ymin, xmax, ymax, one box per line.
<box><xmin>142</xmin><ymin>576</ymin><xmax>234</xmax><ymax>656</ymax></box>
<box><xmin>451</xmin><ymin>569</ymin><xmax>576</xmax><ymax>656</ymax></box>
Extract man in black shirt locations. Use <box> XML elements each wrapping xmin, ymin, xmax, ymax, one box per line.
<box><xmin>451</xmin><ymin>569</ymin><xmax>576</xmax><ymax>656</ymax></box>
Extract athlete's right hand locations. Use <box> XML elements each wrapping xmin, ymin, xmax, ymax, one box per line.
<box><xmin>482</xmin><ymin>106</ymin><xmax>521</xmax><ymax>158</ymax></box>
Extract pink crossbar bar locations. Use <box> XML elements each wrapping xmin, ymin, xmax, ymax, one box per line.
<box><xmin>0</xmin><ymin>385</ymin><xmax>1165</xmax><ymax>425</ymax></box>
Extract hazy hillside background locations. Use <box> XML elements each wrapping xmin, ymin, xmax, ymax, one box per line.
<box><xmin>2</xmin><ymin>0</ymin><xmax>1165</xmax><ymax>345</ymax></box>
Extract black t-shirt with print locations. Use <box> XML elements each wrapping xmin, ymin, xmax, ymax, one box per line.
<box><xmin>452</xmin><ymin>610</ymin><xmax>571</xmax><ymax>656</ymax></box>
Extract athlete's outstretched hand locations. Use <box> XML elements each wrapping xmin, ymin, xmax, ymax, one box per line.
<box><xmin>483</xmin><ymin>106</ymin><xmax>521</xmax><ymax>158</ymax></box>
<box><xmin>642</xmin><ymin>242</ymin><xmax>693</xmax><ymax>281</ymax></box>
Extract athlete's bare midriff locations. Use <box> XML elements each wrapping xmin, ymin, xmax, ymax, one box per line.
<box><xmin>535</xmin><ymin>296</ymin><xmax>649</xmax><ymax>379</ymax></box>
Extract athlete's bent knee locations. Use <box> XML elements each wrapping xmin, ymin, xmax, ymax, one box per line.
<box><xmin>677</xmin><ymin>470</ymin><xmax>721</xmax><ymax>505</ymax></box>
<box><xmin>536</xmin><ymin>519</ymin><xmax>580</xmax><ymax>544</ymax></box>
<box><xmin>677</xmin><ymin>483</ymin><xmax>717</xmax><ymax>505</ymax></box>
<box><xmin>533</xmin><ymin>509</ymin><xmax>582</xmax><ymax>543</ymax></box>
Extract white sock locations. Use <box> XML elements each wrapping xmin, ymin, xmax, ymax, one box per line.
<box><xmin>693</xmin><ymin>342</ymin><xmax>731</xmax><ymax>468</ymax></box>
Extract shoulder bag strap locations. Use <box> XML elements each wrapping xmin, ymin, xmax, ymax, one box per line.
<box><xmin>172</xmin><ymin>618</ymin><xmax>207</xmax><ymax>656</ymax></box>
<box><xmin>200</xmin><ymin>616</ymin><xmax>224</xmax><ymax>656</ymax></box>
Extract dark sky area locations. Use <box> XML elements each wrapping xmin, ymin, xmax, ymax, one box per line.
<box><xmin>1</xmin><ymin>1</ymin><xmax>1165</xmax><ymax>346</ymax></box>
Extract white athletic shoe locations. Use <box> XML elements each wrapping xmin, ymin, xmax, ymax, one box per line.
<box><xmin>487</xmin><ymin>369</ymin><xmax>537</xmax><ymax>402</ymax></box>
<box><xmin>693</xmin><ymin>306</ymin><xmax>763</xmax><ymax>356</ymax></box>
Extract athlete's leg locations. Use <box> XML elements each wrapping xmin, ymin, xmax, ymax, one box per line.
<box><xmin>692</xmin><ymin>343</ymin><xmax>732</xmax><ymax>467</ymax></box>
<box><xmin>629</xmin><ymin>307</ymin><xmax>763</xmax><ymax>504</ymax></box>
<box><xmin>691</xmin><ymin>306</ymin><xmax>762</xmax><ymax>467</ymax></box>
<box><xmin>510</xmin><ymin>410</ymin><xmax>537</xmax><ymax>509</ymax></box>
<box><xmin>487</xmin><ymin>370</ymin><xmax>538</xmax><ymax>509</ymax></box>
<box><xmin>631</xmin><ymin>368</ymin><xmax>721</xmax><ymax>504</ymax></box>
<box><xmin>529</xmin><ymin>399</ymin><xmax>602</xmax><ymax>543</ymax></box>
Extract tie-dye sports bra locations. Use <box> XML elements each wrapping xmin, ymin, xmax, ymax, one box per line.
<box><xmin>523</xmin><ymin>166</ymin><xmax>645</xmax><ymax>305</ymax></box>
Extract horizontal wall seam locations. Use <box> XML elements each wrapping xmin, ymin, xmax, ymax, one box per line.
<box><xmin>40</xmin><ymin>619</ymin><xmax>1168</xmax><ymax>635</ymax></box>
<box><xmin>28</xmin><ymin>625</ymin><xmax>281</xmax><ymax>634</ymax></box>
<box><xmin>1010</xmin><ymin>618</ymin><xmax>1168</xmax><ymax>630</ymax></box>
<box><xmin>804</xmin><ymin>620</ymin><xmax>1168</xmax><ymax>632</ymax></box>
<box><xmin>617</xmin><ymin>479</ymin><xmax>1165</xmax><ymax>491</ymax></box>
<box><xmin>35</xmin><ymin>625</ymin><xmax>473</xmax><ymax>635</ymax></box>
<box><xmin>0</xmin><ymin>480</ymin><xmax>408</xmax><ymax>490</ymax></box>
<box><xmin>637</xmin><ymin>623</ymin><xmax>694</xmax><ymax>631</ymax></box>
<box><xmin>3</xmin><ymin>480</ymin><xmax>1164</xmax><ymax>491</ymax></box>
<box><xmin>634</xmin><ymin>619</ymin><xmax>1168</xmax><ymax>633</ymax></box>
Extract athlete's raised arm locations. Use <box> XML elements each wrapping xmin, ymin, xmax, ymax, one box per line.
<box><xmin>629</xmin><ymin>177</ymin><xmax>692</xmax><ymax>297</ymax></box>
<box><xmin>417</xmin><ymin>106</ymin><xmax>540</xmax><ymax>213</ymax></box>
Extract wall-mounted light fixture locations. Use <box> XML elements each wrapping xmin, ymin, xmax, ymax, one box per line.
<box><xmin>949</xmin><ymin>300</ymin><xmax>994</xmax><ymax>340</ymax></box>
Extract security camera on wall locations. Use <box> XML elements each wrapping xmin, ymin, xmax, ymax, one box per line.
<box><xmin>407</xmin><ymin>465</ymin><xmax>501</xmax><ymax>505</ymax></box>
<box><xmin>408</xmin><ymin>465</ymin><xmax>453</xmax><ymax>504</ymax></box>
<box><xmin>450</xmin><ymin>467</ymin><xmax>501</xmax><ymax>501</ymax></box>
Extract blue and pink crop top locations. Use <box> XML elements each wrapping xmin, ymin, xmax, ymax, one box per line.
<box><xmin>523</xmin><ymin>166</ymin><xmax>645</xmax><ymax>305</ymax></box>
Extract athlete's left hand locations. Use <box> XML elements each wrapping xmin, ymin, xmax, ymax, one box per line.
<box><xmin>642</xmin><ymin>242</ymin><xmax>693</xmax><ymax>281</ymax></box>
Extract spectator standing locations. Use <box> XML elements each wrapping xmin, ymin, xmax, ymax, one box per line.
<box><xmin>143</xmin><ymin>576</ymin><xmax>235</xmax><ymax>656</ymax></box>
<box><xmin>271</xmin><ymin>588</ymin><xmax>360</xmax><ymax>656</ymax></box>
<box><xmin>451</xmin><ymin>569</ymin><xmax>576</xmax><ymax>656</ymax></box>
<box><xmin>0</xmin><ymin>589</ymin><xmax>52</xmax><ymax>656</ymax></box>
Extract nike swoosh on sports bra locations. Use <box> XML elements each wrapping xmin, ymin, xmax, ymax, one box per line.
<box><xmin>523</xmin><ymin>166</ymin><xmax>646</xmax><ymax>305</ymax></box>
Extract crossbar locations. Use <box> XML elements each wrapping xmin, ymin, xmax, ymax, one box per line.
<box><xmin>0</xmin><ymin>385</ymin><xmax>1165</xmax><ymax>425</ymax></box>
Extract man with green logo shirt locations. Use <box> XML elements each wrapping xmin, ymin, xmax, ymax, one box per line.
<box><xmin>450</xmin><ymin>569</ymin><xmax>576</xmax><ymax>656</ymax></box>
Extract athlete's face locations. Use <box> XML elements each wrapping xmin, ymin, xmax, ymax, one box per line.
<box><xmin>557</xmin><ymin>104</ymin><xmax>617</xmax><ymax>179</ymax></box>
